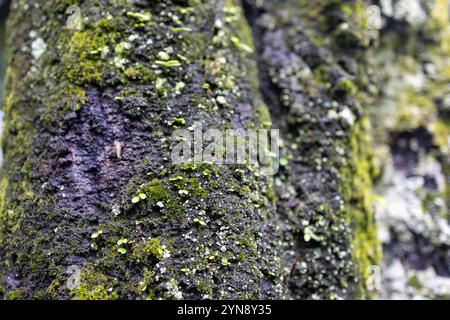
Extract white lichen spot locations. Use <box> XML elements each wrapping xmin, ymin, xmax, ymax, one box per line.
<box><xmin>128</xmin><ymin>34</ymin><xmax>139</xmax><ymax>42</ymax></box>
<box><xmin>111</xmin><ymin>205</ymin><xmax>121</xmax><ymax>216</ymax></box>
<box><xmin>339</xmin><ymin>107</ymin><xmax>356</xmax><ymax>126</ymax></box>
<box><xmin>115</xmin><ymin>41</ymin><xmax>131</xmax><ymax>55</ymax></box>
<box><xmin>101</xmin><ymin>46</ymin><xmax>110</xmax><ymax>59</ymax></box>
<box><xmin>31</xmin><ymin>37</ymin><xmax>46</xmax><ymax>60</ymax></box>
<box><xmin>327</xmin><ymin>109</ymin><xmax>339</xmax><ymax>120</ymax></box>
<box><xmin>29</xmin><ymin>30</ymin><xmax>37</xmax><ymax>39</ymax></box>
<box><xmin>216</xmin><ymin>96</ymin><xmax>227</xmax><ymax>106</ymax></box>
<box><xmin>165</xmin><ymin>279</ymin><xmax>183</xmax><ymax>299</ymax></box>
<box><xmin>157</xmin><ymin>51</ymin><xmax>170</xmax><ymax>61</ymax></box>
<box><xmin>113</xmin><ymin>57</ymin><xmax>128</xmax><ymax>68</ymax></box>
<box><xmin>214</xmin><ymin>19</ymin><xmax>223</xmax><ymax>29</ymax></box>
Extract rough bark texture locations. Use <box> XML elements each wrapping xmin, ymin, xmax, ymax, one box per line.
<box><xmin>369</xmin><ymin>0</ymin><xmax>450</xmax><ymax>299</ymax></box>
<box><xmin>243</xmin><ymin>0</ymin><xmax>381</xmax><ymax>299</ymax></box>
<box><xmin>0</xmin><ymin>0</ymin><xmax>382</xmax><ymax>299</ymax></box>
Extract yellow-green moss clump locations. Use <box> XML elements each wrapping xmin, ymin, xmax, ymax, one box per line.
<box><xmin>340</xmin><ymin>118</ymin><xmax>382</xmax><ymax>298</ymax></box>
<box><xmin>60</xmin><ymin>18</ymin><xmax>121</xmax><ymax>85</ymax></box>
<box><xmin>70</xmin><ymin>269</ymin><xmax>118</xmax><ymax>300</ymax></box>
<box><xmin>0</xmin><ymin>0</ymin><xmax>386</xmax><ymax>300</ymax></box>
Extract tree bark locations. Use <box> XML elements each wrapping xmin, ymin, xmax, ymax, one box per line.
<box><xmin>0</xmin><ymin>0</ymin><xmax>380</xmax><ymax>299</ymax></box>
<box><xmin>369</xmin><ymin>0</ymin><xmax>450</xmax><ymax>299</ymax></box>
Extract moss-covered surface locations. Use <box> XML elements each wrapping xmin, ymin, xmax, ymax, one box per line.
<box><xmin>0</xmin><ymin>0</ymin><xmax>383</xmax><ymax>300</ymax></box>
<box><xmin>370</xmin><ymin>0</ymin><xmax>450</xmax><ymax>217</ymax></box>
<box><xmin>243</xmin><ymin>0</ymin><xmax>381</xmax><ymax>299</ymax></box>
<box><xmin>0</xmin><ymin>0</ymin><xmax>283</xmax><ymax>299</ymax></box>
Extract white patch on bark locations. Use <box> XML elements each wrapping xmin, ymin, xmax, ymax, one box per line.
<box><xmin>31</xmin><ymin>37</ymin><xmax>46</xmax><ymax>60</ymax></box>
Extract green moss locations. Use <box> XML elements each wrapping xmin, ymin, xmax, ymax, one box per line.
<box><xmin>1</xmin><ymin>0</ymin><xmax>282</xmax><ymax>299</ymax></box>
<box><xmin>186</xmin><ymin>178</ymin><xmax>207</xmax><ymax>198</ymax></box>
<box><xmin>0</xmin><ymin>176</ymin><xmax>24</xmax><ymax>240</ymax></box>
<box><xmin>138</xmin><ymin>269</ymin><xmax>156</xmax><ymax>298</ymax></box>
<box><xmin>168</xmin><ymin>117</ymin><xmax>186</xmax><ymax>128</ymax></box>
<box><xmin>340</xmin><ymin>118</ymin><xmax>382</xmax><ymax>299</ymax></box>
<box><xmin>123</xmin><ymin>64</ymin><xmax>155</xmax><ymax>82</ymax></box>
<box><xmin>68</xmin><ymin>85</ymin><xmax>87</xmax><ymax>112</ymax></box>
<box><xmin>60</xmin><ymin>18</ymin><xmax>120</xmax><ymax>85</ymax></box>
<box><xmin>332</xmin><ymin>79</ymin><xmax>358</xmax><ymax>97</ymax></box>
<box><xmin>144</xmin><ymin>238</ymin><xmax>165</xmax><ymax>260</ymax></box>
<box><xmin>407</xmin><ymin>274</ymin><xmax>423</xmax><ymax>290</ymax></box>
<box><xmin>45</xmin><ymin>279</ymin><xmax>61</xmax><ymax>299</ymax></box>
<box><xmin>428</xmin><ymin>0</ymin><xmax>450</xmax><ymax>45</ymax></box>
<box><xmin>239</xmin><ymin>185</ymin><xmax>251</xmax><ymax>195</ymax></box>
<box><xmin>394</xmin><ymin>88</ymin><xmax>434</xmax><ymax>131</ymax></box>
<box><xmin>254</xmin><ymin>103</ymin><xmax>273</xmax><ymax>128</ymax></box>
<box><xmin>432</xmin><ymin>119</ymin><xmax>450</xmax><ymax>148</ymax></box>
<box><xmin>8</xmin><ymin>289</ymin><xmax>25</xmax><ymax>300</ymax></box>
<box><xmin>70</xmin><ymin>269</ymin><xmax>118</xmax><ymax>300</ymax></box>
<box><xmin>72</xmin><ymin>284</ymin><xmax>115</xmax><ymax>300</ymax></box>
<box><xmin>135</xmin><ymin>180</ymin><xmax>170</xmax><ymax>203</ymax></box>
<box><xmin>314</xmin><ymin>65</ymin><xmax>331</xmax><ymax>85</ymax></box>
<box><xmin>166</xmin><ymin>164</ymin><xmax>219</xmax><ymax>199</ymax></box>
<box><xmin>194</xmin><ymin>278</ymin><xmax>213</xmax><ymax>296</ymax></box>
<box><xmin>226</xmin><ymin>0</ymin><xmax>254</xmax><ymax>50</ymax></box>
<box><xmin>0</xmin><ymin>178</ymin><xmax>9</xmax><ymax>214</ymax></box>
<box><xmin>163</xmin><ymin>199</ymin><xmax>185</xmax><ymax>221</ymax></box>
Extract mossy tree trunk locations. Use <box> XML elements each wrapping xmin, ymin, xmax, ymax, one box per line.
<box><xmin>0</xmin><ymin>0</ymin><xmax>379</xmax><ymax>299</ymax></box>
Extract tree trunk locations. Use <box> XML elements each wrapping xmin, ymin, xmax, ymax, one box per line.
<box><xmin>0</xmin><ymin>0</ymin><xmax>380</xmax><ymax>299</ymax></box>
<box><xmin>369</xmin><ymin>0</ymin><xmax>450</xmax><ymax>299</ymax></box>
